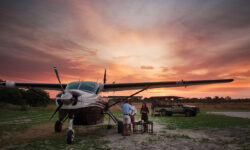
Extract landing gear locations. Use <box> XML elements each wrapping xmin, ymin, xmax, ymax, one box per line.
<box><xmin>66</xmin><ymin>129</ymin><xmax>75</xmax><ymax>144</ymax></box>
<box><xmin>107</xmin><ymin>125</ymin><xmax>113</xmax><ymax>129</ymax></box>
<box><xmin>66</xmin><ymin>117</ymin><xmax>75</xmax><ymax>144</ymax></box>
<box><xmin>117</xmin><ymin>121</ymin><xmax>123</xmax><ymax>133</ymax></box>
<box><xmin>55</xmin><ymin>110</ymin><xmax>68</xmax><ymax>133</ymax></box>
<box><xmin>54</xmin><ymin>121</ymin><xmax>62</xmax><ymax>132</ymax></box>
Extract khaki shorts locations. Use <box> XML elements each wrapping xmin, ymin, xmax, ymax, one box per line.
<box><xmin>123</xmin><ymin>115</ymin><xmax>131</xmax><ymax>124</ymax></box>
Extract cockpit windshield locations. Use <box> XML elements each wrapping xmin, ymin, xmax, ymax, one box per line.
<box><xmin>66</xmin><ymin>81</ymin><xmax>100</xmax><ymax>93</ymax></box>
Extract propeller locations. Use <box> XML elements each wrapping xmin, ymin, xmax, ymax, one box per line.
<box><xmin>49</xmin><ymin>66</ymin><xmax>67</xmax><ymax>121</ymax></box>
<box><xmin>49</xmin><ymin>100</ymin><xmax>63</xmax><ymax>121</ymax></box>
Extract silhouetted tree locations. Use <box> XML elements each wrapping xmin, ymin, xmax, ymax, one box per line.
<box><xmin>225</xmin><ymin>96</ymin><xmax>231</xmax><ymax>100</ymax></box>
<box><xmin>24</xmin><ymin>88</ymin><xmax>50</xmax><ymax>107</ymax></box>
<box><xmin>0</xmin><ymin>87</ymin><xmax>25</xmax><ymax>105</ymax></box>
<box><xmin>205</xmin><ymin>97</ymin><xmax>212</xmax><ymax>100</ymax></box>
<box><xmin>213</xmin><ymin>96</ymin><xmax>219</xmax><ymax>100</ymax></box>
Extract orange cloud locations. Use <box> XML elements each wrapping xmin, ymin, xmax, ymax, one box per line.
<box><xmin>141</xmin><ymin>66</ymin><xmax>154</xmax><ymax>70</ymax></box>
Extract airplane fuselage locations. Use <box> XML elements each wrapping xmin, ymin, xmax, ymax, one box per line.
<box><xmin>56</xmin><ymin>89</ymin><xmax>107</xmax><ymax>125</ymax></box>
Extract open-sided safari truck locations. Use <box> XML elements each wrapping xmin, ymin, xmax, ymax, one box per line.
<box><xmin>151</xmin><ymin>96</ymin><xmax>200</xmax><ymax>117</ymax></box>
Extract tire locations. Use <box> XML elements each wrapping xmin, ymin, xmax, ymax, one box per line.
<box><xmin>54</xmin><ymin>121</ymin><xmax>62</xmax><ymax>132</ymax></box>
<box><xmin>192</xmin><ymin>112</ymin><xmax>197</xmax><ymax>117</ymax></box>
<box><xmin>161</xmin><ymin>110</ymin><xmax>167</xmax><ymax>116</ymax></box>
<box><xmin>117</xmin><ymin>121</ymin><xmax>123</xmax><ymax>133</ymax></box>
<box><xmin>107</xmin><ymin>125</ymin><xmax>112</xmax><ymax>129</ymax></box>
<box><xmin>167</xmin><ymin>112</ymin><xmax>172</xmax><ymax>116</ymax></box>
<box><xmin>185</xmin><ymin>111</ymin><xmax>191</xmax><ymax>117</ymax></box>
<box><xmin>66</xmin><ymin>130</ymin><xmax>74</xmax><ymax>144</ymax></box>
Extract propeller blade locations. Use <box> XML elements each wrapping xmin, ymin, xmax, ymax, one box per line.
<box><xmin>53</xmin><ymin>66</ymin><xmax>64</xmax><ymax>93</ymax></box>
<box><xmin>49</xmin><ymin>103</ymin><xmax>63</xmax><ymax>121</ymax></box>
<box><xmin>103</xmin><ymin>68</ymin><xmax>107</xmax><ymax>84</ymax></box>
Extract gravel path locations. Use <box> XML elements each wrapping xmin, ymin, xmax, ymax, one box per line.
<box><xmin>208</xmin><ymin>112</ymin><xmax>250</xmax><ymax>119</ymax></box>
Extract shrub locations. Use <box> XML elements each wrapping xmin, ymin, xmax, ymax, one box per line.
<box><xmin>0</xmin><ymin>87</ymin><xmax>25</xmax><ymax>105</ymax></box>
<box><xmin>23</xmin><ymin>88</ymin><xmax>50</xmax><ymax>107</ymax></box>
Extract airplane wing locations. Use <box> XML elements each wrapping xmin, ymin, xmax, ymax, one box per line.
<box><xmin>102</xmin><ymin>79</ymin><xmax>234</xmax><ymax>92</ymax></box>
<box><xmin>0</xmin><ymin>81</ymin><xmax>67</xmax><ymax>90</ymax></box>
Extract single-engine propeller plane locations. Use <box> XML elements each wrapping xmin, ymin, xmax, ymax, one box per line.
<box><xmin>0</xmin><ymin>67</ymin><xmax>234</xmax><ymax>144</ymax></box>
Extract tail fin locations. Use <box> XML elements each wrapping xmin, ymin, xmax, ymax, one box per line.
<box><xmin>103</xmin><ymin>69</ymin><xmax>107</xmax><ymax>84</ymax></box>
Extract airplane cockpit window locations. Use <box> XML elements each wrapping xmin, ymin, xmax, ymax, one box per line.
<box><xmin>66</xmin><ymin>81</ymin><xmax>99</xmax><ymax>93</ymax></box>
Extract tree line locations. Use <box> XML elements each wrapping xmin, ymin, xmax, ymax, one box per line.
<box><xmin>140</xmin><ymin>96</ymin><xmax>250</xmax><ymax>103</ymax></box>
<box><xmin>0</xmin><ymin>79</ymin><xmax>50</xmax><ymax>107</ymax></box>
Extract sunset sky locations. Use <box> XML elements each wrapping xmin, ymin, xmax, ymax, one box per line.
<box><xmin>0</xmin><ymin>0</ymin><xmax>250</xmax><ymax>98</ymax></box>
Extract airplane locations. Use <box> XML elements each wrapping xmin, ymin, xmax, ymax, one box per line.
<box><xmin>0</xmin><ymin>67</ymin><xmax>234</xmax><ymax>144</ymax></box>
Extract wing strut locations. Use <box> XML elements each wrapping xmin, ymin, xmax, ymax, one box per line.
<box><xmin>108</xmin><ymin>86</ymin><xmax>149</xmax><ymax>108</ymax></box>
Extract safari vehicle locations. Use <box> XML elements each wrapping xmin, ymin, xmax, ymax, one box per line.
<box><xmin>151</xmin><ymin>99</ymin><xmax>199</xmax><ymax>117</ymax></box>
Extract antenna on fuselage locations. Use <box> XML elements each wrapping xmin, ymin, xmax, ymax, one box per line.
<box><xmin>103</xmin><ymin>68</ymin><xmax>107</xmax><ymax>84</ymax></box>
<box><xmin>78</xmin><ymin>79</ymin><xmax>81</xmax><ymax>89</ymax></box>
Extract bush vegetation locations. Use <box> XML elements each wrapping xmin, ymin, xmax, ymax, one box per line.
<box><xmin>0</xmin><ymin>86</ymin><xmax>50</xmax><ymax>107</ymax></box>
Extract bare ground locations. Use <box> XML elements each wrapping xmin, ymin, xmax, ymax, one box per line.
<box><xmin>102</xmin><ymin>122</ymin><xmax>249</xmax><ymax>150</ymax></box>
<box><xmin>1</xmin><ymin>120</ymin><xmax>249</xmax><ymax>150</ymax></box>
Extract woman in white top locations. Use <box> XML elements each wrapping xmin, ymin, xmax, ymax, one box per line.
<box><xmin>129</xmin><ymin>102</ymin><xmax>137</xmax><ymax>124</ymax></box>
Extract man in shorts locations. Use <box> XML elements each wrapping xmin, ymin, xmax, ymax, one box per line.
<box><xmin>121</xmin><ymin>100</ymin><xmax>134</xmax><ymax>136</ymax></box>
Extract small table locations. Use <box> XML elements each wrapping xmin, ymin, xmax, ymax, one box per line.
<box><xmin>133</xmin><ymin>122</ymin><xmax>144</xmax><ymax>134</ymax></box>
<box><xmin>143</xmin><ymin>121</ymin><xmax>153</xmax><ymax>133</ymax></box>
<box><xmin>133</xmin><ymin>121</ymin><xmax>153</xmax><ymax>133</ymax></box>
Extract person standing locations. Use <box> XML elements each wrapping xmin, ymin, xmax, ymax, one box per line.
<box><xmin>140</xmin><ymin>102</ymin><xmax>149</xmax><ymax>132</ymax></box>
<box><xmin>121</xmin><ymin>100</ymin><xmax>134</xmax><ymax>136</ymax></box>
<box><xmin>129</xmin><ymin>102</ymin><xmax>137</xmax><ymax>124</ymax></box>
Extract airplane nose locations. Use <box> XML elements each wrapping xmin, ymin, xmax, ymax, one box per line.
<box><xmin>61</xmin><ymin>92</ymin><xmax>73</xmax><ymax>100</ymax></box>
<box><xmin>58</xmin><ymin>92</ymin><xmax>73</xmax><ymax>105</ymax></box>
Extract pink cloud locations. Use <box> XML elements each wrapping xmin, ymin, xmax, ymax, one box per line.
<box><xmin>141</xmin><ymin>66</ymin><xmax>154</xmax><ymax>70</ymax></box>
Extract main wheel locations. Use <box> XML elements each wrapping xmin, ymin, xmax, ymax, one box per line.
<box><xmin>160</xmin><ymin>110</ymin><xmax>167</xmax><ymax>116</ymax></box>
<box><xmin>107</xmin><ymin>125</ymin><xmax>112</xmax><ymax>129</ymax></box>
<box><xmin>66</xmin><ymin>130</ymin><xmax>74</xmax><ymax>144</ymax></box>
<box><xmin>117</xmin><ymin>121</ymin><xmax>123</xmax><ymax>133</ymax></box>
<box><xmin>167</xmin><ymin>112</ymin><xmax>172</xmax><ymax>116</ymax></box>
<box><xmin>54</xmin><ymin>121</ymin><xmax>62</xmax><ymax>132</ymax></box>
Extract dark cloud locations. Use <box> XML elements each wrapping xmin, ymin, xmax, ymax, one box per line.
<box><xmin>0</xmin><ymin>39</ymin><xmax>101</xmax><ymax>82</ymax></box>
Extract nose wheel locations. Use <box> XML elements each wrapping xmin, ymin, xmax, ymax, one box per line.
<box><xmin>66</xmin><ymin>116</ymin><xmax>75</xmax><ymax>144</ymax></box>
<box><xmin>66</xmin><ymin>129</ymin><xmax>75</xmax><ymax>144</ymax></box>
